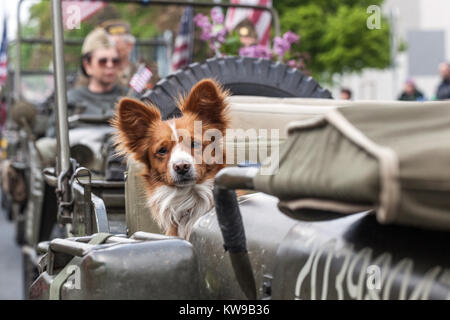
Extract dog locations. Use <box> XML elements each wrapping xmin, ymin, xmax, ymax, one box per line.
<box><xmin>113</xmin><ymin>79</ymin><xmax>229</xmax><ymax>238</ymax></box>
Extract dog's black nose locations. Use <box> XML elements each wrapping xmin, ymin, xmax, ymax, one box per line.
<box><xmin>173</xmin><ymin>161</ymin><xmax>191</xmax><ymax>175</ymax></box>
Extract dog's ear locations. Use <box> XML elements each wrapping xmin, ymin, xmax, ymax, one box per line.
<box><xmin>180</xmin><ymin>79</ymin><xmax>229</xmax><ymax>129</ymax></box>
<box><xmin>112</xmin><ymin>98</ymin><xmax>161</xmax><ymax>164</ymax></box>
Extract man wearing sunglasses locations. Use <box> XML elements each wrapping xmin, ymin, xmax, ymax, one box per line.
<box><xmin>68</xmin><ymin>27</ymin><xmax>127</xmax><ymax>117</ymax></box>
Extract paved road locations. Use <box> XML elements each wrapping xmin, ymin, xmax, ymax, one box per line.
<box><xmin>0</xmin><ymin>205</ymin><xmax>23</xmax><ymax>300</ymax></box>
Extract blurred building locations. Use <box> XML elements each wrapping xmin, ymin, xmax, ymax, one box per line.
<box><xmin>333</xmin><ymin>0</ymin><xmax>450</xmax><ymax>100</ymax></box>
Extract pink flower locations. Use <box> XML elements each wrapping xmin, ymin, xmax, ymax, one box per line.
<box><xmin>194</xmin><ymin>12</ymin><xmax>227</xmax><ymax>47</ymax></box>
<box><xmin>238</xmin><ymin>46</ymin><xmax>253</xmax><ymax>57</ymax></box>
<box><xmin>239</xmin><ymin>45</ymin><xmax>272</xmax><ymax>59</ymax></box>
<box><xmin>194</xmin><ymin>14</ymin><xmax>211</xmax><ymax>29</ymax></box>
<box><xmin>200</xmin><ymin>31</ymin><xmax>212</xmax><ymax>41</ymax></box>
<box><xmin>195</xmin><ymin>12</ymin><xmax>303</xmax><ymax>62</ymax></box>
<box><xmin>194</xmin><ymin>14</ymin><xmax>214</xmax><ymax>41</ymax></box>
<box><xmin>287</xmin><ymin>58</ymin><xmax>307</xmax><ymax>71</ymax></box>
<box><xmin>255</xmin><ymin>45</ymin><xmax>272</xmax><ymax>59</ymax></box>
<box><xmin>283</xmin><ymin>31</ymin><xmax>300</xmax><ymax>45</ymax></box>
<box><xmin>216</xmin><ymin>28</ymin><xmax>227</xmax><ymax>43</ymax></box>
<box><xmin>211</xmin><ymin>8</ymin><xmax>224</xmax><ymax>25</ymax></box>
<box><xmin>287</xmin><ymin>59</ymin><xmax>297</xmax><ymax>68</ymax></box>
<box><xmin>273</xmin><ymin>36</ymin><xmax>291</xmax><ymax>57</ymax></box>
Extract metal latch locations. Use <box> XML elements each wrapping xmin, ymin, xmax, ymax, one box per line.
<box><xmin>262</xmin><ymin>274</ymin><xmax>273</xmax><ymax>300</ymax></box>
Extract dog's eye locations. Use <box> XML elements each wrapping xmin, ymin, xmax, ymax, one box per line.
<box><xmin>157</xmin><ymin>147</ymin><xmax>167</xmax><ymax>155</ymax></box>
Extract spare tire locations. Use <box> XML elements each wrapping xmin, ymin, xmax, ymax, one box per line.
<box><xmin>142</xmin><ymin>57</ymin><xmax>332</xmax><ymax>120</ymax></box>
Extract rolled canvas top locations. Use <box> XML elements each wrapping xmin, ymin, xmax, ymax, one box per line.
<box><xmin>254</xmin><ymin>102</ymin><xmax>450</xmax><ymax>231</ymax></box>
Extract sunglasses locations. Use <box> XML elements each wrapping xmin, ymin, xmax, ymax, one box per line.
<box><xmin>97</xmin><ymin>57</ymin><xmax>121</xmax><ymax>67</ymax></box>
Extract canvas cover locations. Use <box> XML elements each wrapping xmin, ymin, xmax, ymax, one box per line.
<box><xmin>254</xmin><ymin>102</ymin><xmax>450</xmax><ymax>231</ymax></box>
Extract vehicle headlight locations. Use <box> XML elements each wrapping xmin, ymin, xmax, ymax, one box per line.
<box><xmin>70</xmin><ymin>144</ymin><xmax>94</xmax><ymax>169</ymax></box>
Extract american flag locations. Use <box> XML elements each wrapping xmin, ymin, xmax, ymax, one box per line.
<box><xmin>62</xmin><ymin>0</ymin><xmax>107</xmax><ymax>30</ymax></box>
<box><xmin>225</xmin><ymin>0</ymin><xmax>272</xmax><ymax>46</ymax></box>
<box><xmin>129</xmin><ymin>64</ymin><xmax>153</xmax><ymax>94</ymax></box>
<box><xmin>0</xmin><ymin>16</ymin><xmax>7</xmax><ymax>90</ymax></box>
<box><xmin>171</xmin><ymin>6</ymin><xmax>194</xmax><ymax>71</ymax></box>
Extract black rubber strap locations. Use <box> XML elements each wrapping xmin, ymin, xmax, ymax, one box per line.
<box><xmin>213</xmin><ymin>187</ymin><xmax>247</xmax><ymax>253</ymax></box>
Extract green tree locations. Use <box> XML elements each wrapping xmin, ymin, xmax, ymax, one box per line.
<box><xmin>275</xmin><ymin>0</ymin><xmax>391</xmax><ymax>82</ymax></box>
<box><xmin>20</xmin><ymin>2</ymin><xmax>184</xmax><ymax>71</ymax></box>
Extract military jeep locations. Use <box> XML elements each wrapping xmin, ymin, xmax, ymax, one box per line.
<box><xmin>25</xmin><ymin>0</ymin><xmax>450</xmax><ymax>300</ymax></box>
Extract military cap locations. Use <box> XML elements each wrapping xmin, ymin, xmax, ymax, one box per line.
<box><xmin>101</xmin><ymin>20</ymin><xmax>131</xmax><ymax>36</ymax></box>
<box><xmin>81</xmin><ymin>27</ymin><xmax>115</xmax><ymax>55</ymax></box>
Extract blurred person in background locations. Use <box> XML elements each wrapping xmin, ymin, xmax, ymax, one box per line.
<box><xmin>339</xmin><ymin>88</ymin><xmax>352</xmax><ymax>100</ymax></box>
<box><xmin>71</xmin><ymin>27</ymin><xmax>127</xmax><ymax>116</ymax></box>
<box><xmin>435</xmin><ymin>62</ymin><xmax>450</xmax><ymax>100</ymax></box>
<box><xmin>101</xmin><ymin>20</ymin><xmax>159</xmax><ymax>89</ymax></box>
<box><xmin>236</xmin><ymin>19</ymin><xmax>258</xmax><ymax>48</ymax></box>
<box><xmin>398</xmin><ymin>78</ymin><xmax>425</xmax><ymax>101</ymax></box>
<box><xmin>101</xmin><ymin>20</ymin><xmax>136</xmax><ymax>86</ymax></box>
<box><xmin>37</xmin><ymin>28</ymin><xmax>126</xmax><ymax>167</ymax></box>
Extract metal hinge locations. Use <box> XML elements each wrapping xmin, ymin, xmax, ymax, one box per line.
<box><xmin>262</xmin><ymin>274</ymin><xmax>273</xmax><ymax>300</ymax></box>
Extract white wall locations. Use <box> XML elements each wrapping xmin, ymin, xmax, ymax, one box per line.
<box><xmin>416</xmin><ymin>0</ymin><xmax>450</xmax><ymax>99</ymax></box>
<box><xmin>332</xmin><ymin>0</ymin><xmax>449</xmax><ymax>100</ymax></box>
<box><xmin>421</xmin><ymin>0</ymin><xmax>450</xmax><ymax>59</ymax></box>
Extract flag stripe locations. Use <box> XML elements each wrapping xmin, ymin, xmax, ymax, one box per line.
<box><xmin>253</xmin><ymin>8</ymin><xmax>271</xmax><ymax>45</ymax></box>
<box><xmin>0</xmin><ymin>16</ymin><xmax>8</xmax><ymax>88</ymax></box>
<box><xmin>171</xmin><ymin>6</ymin><xmax>193</xmax><ymax>71</ymax></box>
<box><xmin>224</xmin><ymin>0</ymin><xmax>272</xmax><ymax>46</ymax></box>
<box><xmin>173</xmin><ymin>43</ymin><xmax>189</xmax><ymax>54</ymax></box>
<box><xmin>172</xmin><ymin>59</ymin><xmax>189</xmax><ymax>71</ymax></box>
<box><xmin>129</xmin><ymin>64</ymin><xmax>153</xmax><ymax>93</ymax></box>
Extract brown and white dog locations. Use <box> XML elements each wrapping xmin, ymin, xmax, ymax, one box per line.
<box><xmin>113</xmin><ymin>79</ymin><xmax>229</xmax><ymax>238</ymax></box>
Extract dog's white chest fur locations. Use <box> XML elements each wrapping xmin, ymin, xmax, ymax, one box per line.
<box><xmin>147</xmin><ymin>179</ymin><xmax>214</xmax><ymax>239</ymax></box>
